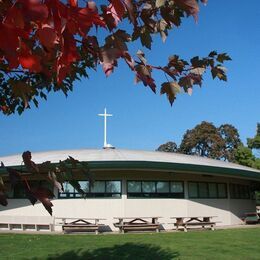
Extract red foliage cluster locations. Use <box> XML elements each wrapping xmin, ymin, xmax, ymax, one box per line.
<box><xmin>0</xmin><ymin>0</ymin><xmax>230</xmax><ymax>114</ymax></box>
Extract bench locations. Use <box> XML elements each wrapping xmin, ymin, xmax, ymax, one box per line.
<box><xmin>114</xmin><ymin>217</ymin><xmax>161</xmax><ymax>233</ymax></box>
<box><xmin>172</xmin><ymin>216</ymin><xmax>218</xmax><ymax>232</ymax></box>
<box><xmin>0</xmin><ymin>216</ymin><xmax>54</xmax><ymax>232</ymax></box>
<box><xmin>58</xmin><ymin>218</ymin><xmax>106</xmax><ymax>234</ymax></box>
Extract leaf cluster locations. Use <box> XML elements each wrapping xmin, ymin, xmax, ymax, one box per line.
<box><xmin>0</xmin><ymin>151</ymin><xmax>94</xmax><ymax>215</ymax></box>
<box><xmin>0</xmin><ymin>0</ymin><xmax>231</xmax><ymax>114</ymax></box>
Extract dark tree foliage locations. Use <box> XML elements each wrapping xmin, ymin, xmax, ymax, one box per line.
<box><xmin>157</xmin><ymin>122</ymin><xmax>242</xmax><ymax>162</ymax></box>
<box><xmin>234</xmin><ymin>146</ymin><xmax>256</xmax><ymax>168</ymax></box>
<box><xmin>156</xmin><ymin>141</ymin><xmax>178</xmax><ymax>152</ymax></box>
<box><xmin>218</xmin><ymin>124</ymin><xmax>242</xmax><ymax>162</ymax></box>
<box><xmin>179</xmin><ymin>121</ymin><xmax>225</xmax><ymax>159</ymax></box>
<box><xmin>247</xmin><ymin>123</ymin><xmax>260</xmax><ymax>150</ymax></box>
<box><xmin>235</xmin><ymin>123</ymin><xmax>260</xmax><ymax>170</ymax></box>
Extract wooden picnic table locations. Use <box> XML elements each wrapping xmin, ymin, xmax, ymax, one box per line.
<box><xmin>171</xmin><ymin>216</ymin><xmax>218</xmax><ymax>232</ymax></box>
<box><xmin>56</xmin><ymin>217</ymin><xmax>106</xmax><ymax>234</ymax></box>
<box><xmin>113</xmin><ymin>217</ymin><xmax>161</xmax><ymax>233</ymax></box>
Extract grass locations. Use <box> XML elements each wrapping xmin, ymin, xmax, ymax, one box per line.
<box><xmin>1</xmin><ymin>228</ymin><xmax>260</xmax><ymax>259</ymax></box>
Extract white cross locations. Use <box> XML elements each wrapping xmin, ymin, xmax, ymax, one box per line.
<box><xmin>98</xmin><ymin>108</ymin><xmax>113</xmax><ymax>148</ymax></box>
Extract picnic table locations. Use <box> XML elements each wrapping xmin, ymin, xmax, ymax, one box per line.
<box><xmin>56</xmin><ymin>217</ymin><xmax>106</xmax><ymax>234</ymax></box>
<box><xmin>171</xmin><ymin>216</ymin><xmax>218</xmax><ymax>232</ymax></box>
<box><xmin>113</xmin><ymin>217</ymin><xmax>161</xmax><ymax>233</ymax></box>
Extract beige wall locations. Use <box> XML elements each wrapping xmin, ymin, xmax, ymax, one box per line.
<box><xmin>0</xmin><ymin>170</ymin><xmax>256</xmax><ymax>231</ymax></box>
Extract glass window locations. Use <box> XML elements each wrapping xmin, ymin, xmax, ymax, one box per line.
<box><xmin>208</xmin><ymin>183</ymin><xmax>218</xmax><ymax>198</ymax></box>
<box><xmin>142</xmin><ymin>181</ymin><xmax>156</xmax><ymax>193</ymax></box>
<box><xmin>79</xmin><ymin>181</ymin><xmax>89</xmax><ymax>193</ymax></box>
<box><xmin>91</xmin><ymin>181</ymin><xmax>105</xmax><ymax>193</ymax></box>
<box><xmin>171</xmin><ymin>182</ymin><xmax>184</xmax><ymax>193</ymax></box>
<box><xmin>230</xmin><ymin>184</ymin><xmax>250</xmax><ymax>199</ymax></box>
<box><xmin>63</xmin><ymin>182</ymin><xmax>74</xmax><ymax>193</ymax></box>
<box><xmin>217</xmin><ymin>183</ymin><xmax>227</xmax><ymax>198</ymax></box>
<box><xmin>106</xmin><ymin>181</ymin><xmax>121</xmax><ymax>193</ymax></box>
<box><xmin>188</xmin><ymin>182</ymin><xmax>198</xmax><ymax>198</ymax></box>
<box><xmin>156</xmin><ymin>182</ymin><xmax>169</xmax><ymax>193</ymax></box>
<box><xmin>128</xmin><ymin>181</ymin><xmax>141</xmax><ymax>193</ymax></box>
<box><xmin>198</xmin><ymin>183</ymin><xmax>208</xmax><ymax>198</ymax></box>
<box><xmin>59</xmin><ymin>180</ymin><xmax>122</xmax><ymax>198</ymax></box>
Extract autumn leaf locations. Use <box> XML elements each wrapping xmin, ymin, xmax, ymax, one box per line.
<box><xmin>68</xmin><ymin>0</ymin><xmax>77</xmax><ymax>7</ymax></box>
<box><xmin>161</xmin><ymin>81</ymin><xmax>181</xmax><ymax>105</ymax></box>
<box><xmin>19</xmin><ymin>54</ymin><xmax>42</xmax><ymax>73</ymax></box>
<box><xmin>38</xmin><ymin>25</ymin><xmax>58</xmax><ymax>49</ymax></box>
<box><xmin>135</xmin><ymin>64</ymin><xmax>156</xmax><ymax>93</ymax></box>
<box><xmin>109</xmin><ymin>0</ymin><xmax>126</xmax><ymax>21</ymax></box>
<box><xmin>32</xmin><ymin>187</ymin><xmax>54</xmax><ymax>216</ymax></box>
<box><xmin>174</xmin><ymin>0</ymin><xmax>199</xmax><ymax>21</ymax></box>
<box><xmin>19</xmin><ymin>0</ymin><xmax>49</xmax><ymax>22</ymax></box>
<box><xmin>22</xmin><ymin>151</ymin><xmax>39</xmax><ymax>173</ymax></box>
<box><xmin>216</xmin><ymin>53</ymin><xmax>232</xmax><ymax>63</ymax></box>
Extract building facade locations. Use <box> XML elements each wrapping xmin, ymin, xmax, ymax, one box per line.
<box><xmin>0</xmin><ymin>149</ymin><xmax>260</xmax><ymax>231</ymax></box>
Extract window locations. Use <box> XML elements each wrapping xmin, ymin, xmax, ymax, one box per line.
<box><xmin>127</xmin><ymin>181</ymin><xmax>184</xmax><ymax>198</ymax></box>
<box><xmin>218</xmin><ymin>184</ymin><xmax>227</xmax><ymax>198</ymax></box>
<box><xmin>198</xmin><ymin>182</ymin><xmax>208</xmax><ymax>198</ymax></box>
<box><xmin>188</xmin><ymin>182</ymin><xmax>198</xmax><ymax>198</ymax></box>
<box><xmin>208</xmin><ymin>183</ymin><xmax>217</xmax><ymax>198</ymax></box>
<box><xmin>230</xmin><ymin>183</ymin><xmax>250</xmax><ymax>199</ymax></box>
<box><xmin>58</xmin><ymin>180</ymin><xmax>121</xmax><ymax>198</ymax></box>
<box><xmin>8</xmin><ymin>181</ymin><xmax>52</xmax><ymax>199</ymax></box>
<box><xmin>188</xmin><ymin>182</ymin><xmax>227</xmax><ymax>199</ymax></box>
<box><xmin>156</xmin><ymin>182</ymin><xmax>169</xmax><ymax>193</ymax></box>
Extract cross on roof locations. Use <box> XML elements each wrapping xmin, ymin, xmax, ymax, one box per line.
<box><xmin>98</xmin><ymin>108</ymin><xmax>114</xmax><ymax>149</ymax></box>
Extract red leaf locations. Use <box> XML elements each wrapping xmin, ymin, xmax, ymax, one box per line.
<box><xmin>174</xmin><ymin>0</ymin><xmax>199</xmax><ymax>21</ymax></box>
<box><xmin>38</xmin><ymin>25</ymin><xmax>58</xmax><ymax>49</ymax></box>
<box><xmin>19</xmin><ymin>54</ymin><xmax>42</xmax><ymax>73</ymax></box>
<box><xmin>68</xmin><ymin>0</ymin><xmax>78</xmax><ymax>7</ymax></box>
<box><xmin>109</xmin><ymin>0</ymin><xmax>126</xmax><ymax>21</ymax></box>
<box><xmin>100</xmin><ymin>48</ymin><xmax>122</xmax><ymax>76</ymax></box>
<box><xmin>32</xmin><ymin>187</ymin><xmax>54</xmax><ymax>216</ymax></box>
<box><xmin>18</xmin><ymin>0</ymin><xmax>49</xmax><ymax>22</ymax></box>
<box><xmin>22</xmin><ymin>151</ymin><xmax>39</xmax><ymax>173</ymax></box>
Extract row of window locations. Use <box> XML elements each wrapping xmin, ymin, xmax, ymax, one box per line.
<box><xmin>59</xmin><ymin>181</ymin><xmax>121</xmax><ymax>198</ymax></box>
<box><xmin>7</xmin><ymin>180</ymin><xmax>252</xmax><ymax>200</ymax></box>
<box><xmin>188</xmin><ymin>182</ymin><xmax>227</xmax><ymax>199</ymax></box>
<box><xmin>127</xmin><ymin>181</ymin><xmax>184</xmax><ymax>198</ymax></box>
<box><xmin>229</xmin><ymin>183</ymin><xmax>250</xmax><ymax>199</ymax></box>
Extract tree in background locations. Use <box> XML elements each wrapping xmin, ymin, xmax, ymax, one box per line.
<box><xmin>218</xmin><ymin>124</ymin><xmax>242</xmax><ymax>162</ymax></box>
<box><xmin>156</xmin><ymin>141</ymin><xmax>178</xmax><ymax>153</ymax></box>
<box><xmin>234</xmin><ymin>146</ymin><xmax>256</xmax><ymax>168</ymax></box>
<box><xmin>0</xmin><ymin>0</ymin><xmax>231</xmax><ymax>115</ymax></box>
<box><xmin>178</xmin><ymin>121</ymin><xmax>225</xmax><ymax>159</ymax></box>
<box><xmin>248</xmin><ymin>123</ymin><xmax>260</xmax><ymax>151</ymax></box>
<box><xmin>235</xmin><ymin>123</ymin><xmax>260</xmax><ymax>170</ymax></box>
<box><xmin>157</xmin><ymin>121</ymin><xmax>241</xmax><ymax>162</ymax></box>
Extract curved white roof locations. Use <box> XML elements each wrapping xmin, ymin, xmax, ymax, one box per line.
<box><xmin>0</xmin><ymin>148</ymin><xmax>259</xmax><ymax>174</ymax></box>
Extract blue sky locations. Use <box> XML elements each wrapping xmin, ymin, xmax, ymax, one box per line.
<box><xmin>0</xmin><ymin>0</ymin><xmax>260</xmax><ymax>156</ymax></box>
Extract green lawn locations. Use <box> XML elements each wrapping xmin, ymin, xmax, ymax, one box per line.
<box><xmin>1</xmin><ymin>228</ymin><xmax>260</xmax><ymax>259</ymax></box>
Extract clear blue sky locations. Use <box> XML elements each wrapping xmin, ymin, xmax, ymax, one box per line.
<box><xmin>0</xmin><ymin>0</ymin><xmax>260</xmax><ymax>156</ymax></box>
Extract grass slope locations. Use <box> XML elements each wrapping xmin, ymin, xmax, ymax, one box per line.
<box><xmin>1</xmin><ymin>228</ymin><xmax>260</xmax><ymax>259</ymax></box>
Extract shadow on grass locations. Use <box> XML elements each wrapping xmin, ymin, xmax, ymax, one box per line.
<box><xmin>46</xmin><ymin>243</ymin><xmax>179</xmax><ymax>260</ymax></box>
